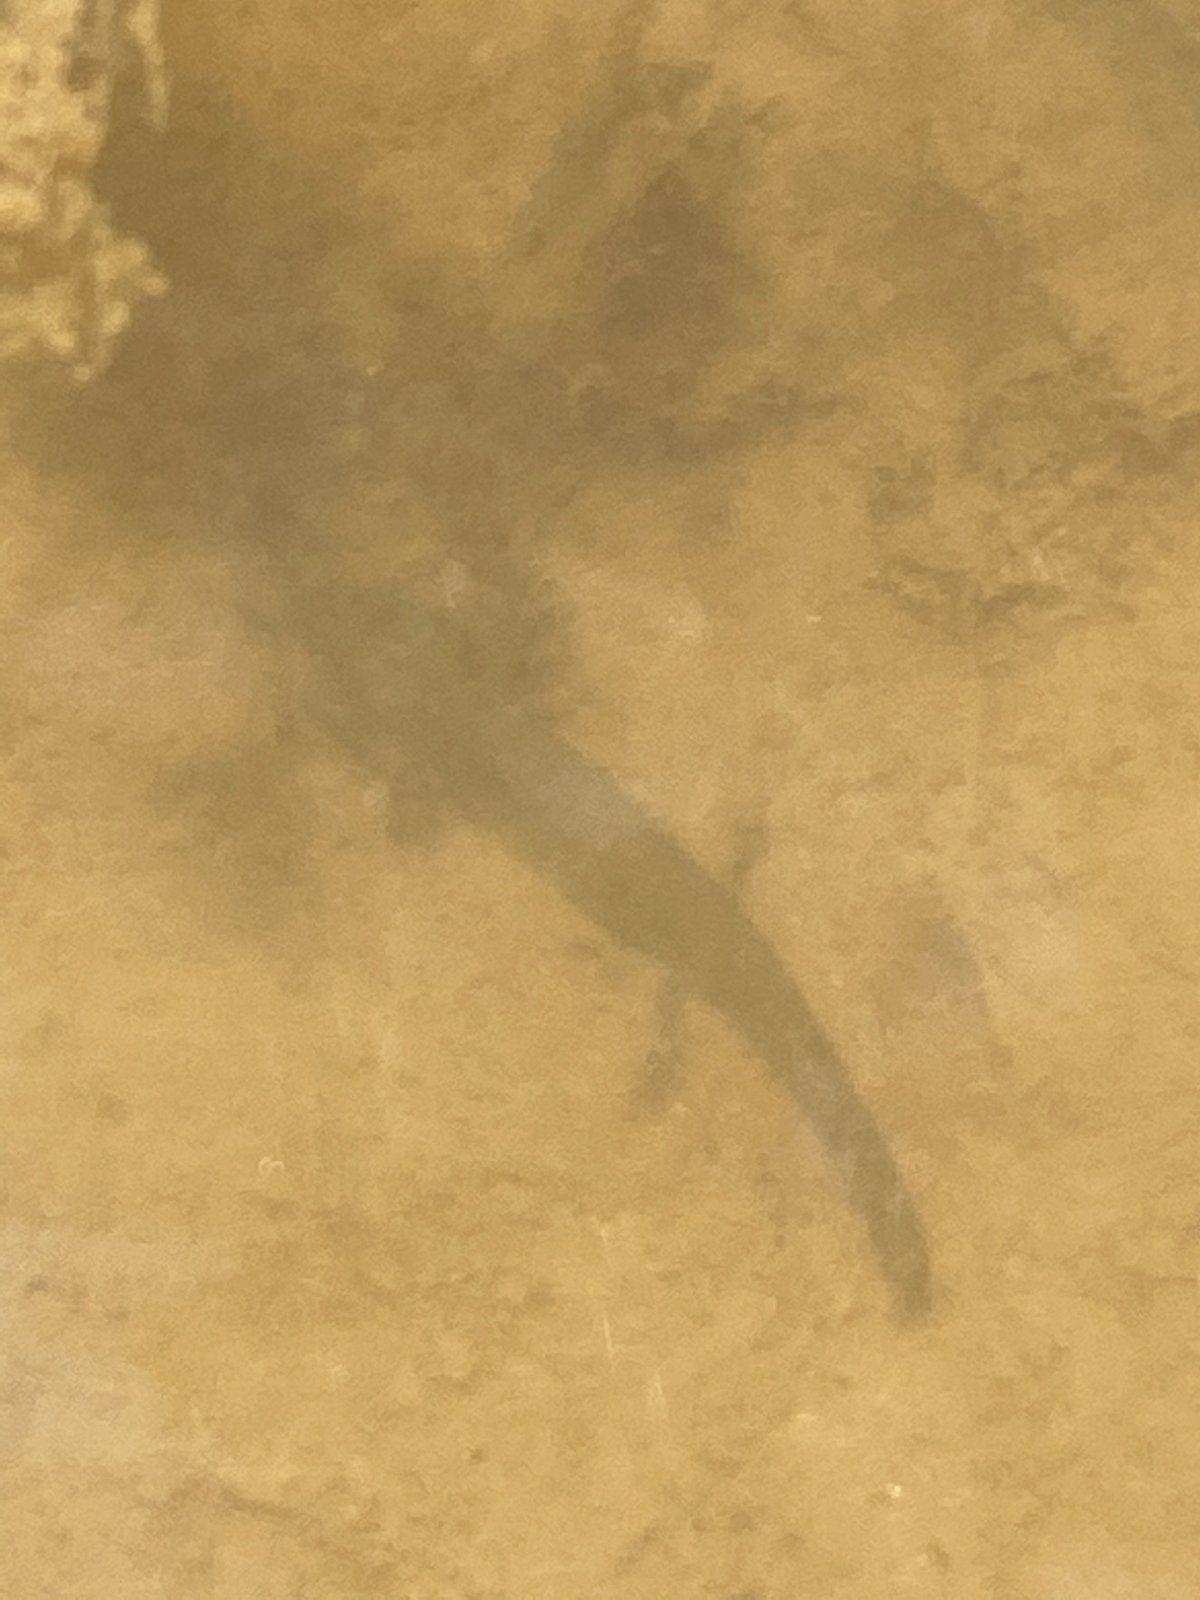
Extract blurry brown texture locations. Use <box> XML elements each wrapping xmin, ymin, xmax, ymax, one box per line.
<box><xmin>2</xmin><ymin>2</ymin><xmax>1200</xmax><ymax>1595</ymax></box>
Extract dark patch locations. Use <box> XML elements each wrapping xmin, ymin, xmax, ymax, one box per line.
<box><xmin>96</xmin><ymin>1091</ymin><xmax>130</xmax><ymax>1124</ymax></box>
<box><xmin>11</xmin><ymin>28</ymin><xmax>932</xmax><ymax>1318</ymax></box>
<box><xmin>870</xmin><ymin>459</ymin><xmax>935</xmax><ymax>525</ymax></box>
<box><xmin>593</xmin><ymin>158</ymin><xmax>747</xmax><ymax>384</ymax></box>
<box><xmin>505</xmin><ymin>48</ymin><xmax>820</xmax><ymax>472</ymax></box>
<box><xmin>884</xmin><ymin>178</ymin><xmax>1040</xmax><ymax>361</ymax></box>
<box><xmin>65</xmin><ymin>0</ymin><xmax>109</xmax><ymax>92</ymax></box>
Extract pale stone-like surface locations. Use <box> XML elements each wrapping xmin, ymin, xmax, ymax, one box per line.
<box><xmin>0</xmin><ymin>0</ymin><xmax>165</xmax><ymax>375</ymax></box>
<box><xmin>3</xmin><ymin>2</ymin><xmax>1200</xmax><ymax>1595</ymax></box>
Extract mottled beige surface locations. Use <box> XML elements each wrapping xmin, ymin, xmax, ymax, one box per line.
<box><xmin>3</xmin><ymin>2</ymin><xmax>1200</xmax><ymax>1594</ymax></box>
<box><xmin>0</xmin><ymin>0</ymin><xmax>166</xmax><ymax>374</ymax></box>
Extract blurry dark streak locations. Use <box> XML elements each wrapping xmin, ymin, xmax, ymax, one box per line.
<box><xmin>10</xmin><ymin>29</ymin><xmax>933</xmax><ymax>1319</ymax></box>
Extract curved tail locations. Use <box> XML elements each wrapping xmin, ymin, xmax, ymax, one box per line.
<box><xmin>312</xmin><ymin>588</ymin><xmax>933</xmax><ymax>1317</ymax></box>
<box><xmin>446</xmin><ymin>717</ymin><xmax>934</xmax><ymax>1319</ymax></box>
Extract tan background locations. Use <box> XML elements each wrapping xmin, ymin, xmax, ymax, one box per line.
<box><xmin>3</xmin><ymin>1</ymin><xmax>1200</xmax><ymax>1594</ymax></box>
